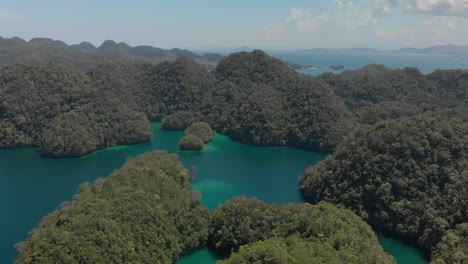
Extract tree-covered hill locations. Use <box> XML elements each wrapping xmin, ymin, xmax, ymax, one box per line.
<box><xmin>431</xmin><ymin>223</ymin><xmax>468</xmax><ymax>264</ymax></box>
<box><xmin>205</xmin><ymin>50</ymin><xmax>357</xmax><ymax>151</ymax></box>
<box><xmin>15</xmin><ymin>151</ymin><xmax>210</xmax><ymax>264</ymax></box>
<box><xmin>300</xmin><ymin>115</ymin><xmax>468</xmax><ymax>263</ymax></box>
<box><xmin>1</xmin><ymin>50</ymin><xmax>467</xmax><ymax>158</ymax></box>
<box><xmin>319</xmin><ymin>65</ymin><xmax>468</xmax><ymax>124</ymax></box>
<box><xmin>0</xmin><ymin>36</ymin><xmax>221</xmax><ymax>69</ymax></box>
<box><xmin>210</xmin><ymin>197</ymin><xmax>395</xmax><ymax>263</ymax></box>
<box><xmin>15</xmin><ymin>152</ymin><xmax>396</xmax><ymax>263</ymax></box>
<box><xmin>0</xmin><ymin>63</ymin><xmax>152</xmax><ymax>157</ymax></box>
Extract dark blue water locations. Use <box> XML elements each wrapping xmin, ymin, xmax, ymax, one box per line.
<box><xmin>269</xmin><ymin>51</ymin><xmax>468</xmax><ymax>75</ymax></box>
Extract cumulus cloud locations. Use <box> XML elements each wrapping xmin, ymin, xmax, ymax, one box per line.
<box><xmin>376</xmin><ymin>15</ymin><xmax>468</xmax><ymax>46</ymax></box>
<box><xmin>406</xmin><ymin>0</ymin><xmax>468</xmax><ymax>17</ymax></box>
<box><xmin>377</xmin><ymin>0</ymin><xmax>468</xmax><ymax>17</ymax></box>
<box><xmin>289</xmin><ymin>8</ymin><xmax>304</xmax><ymax>20</ymax></box>
<box><xmin>0</xmin><ymin>10</ymin><xmax>25</xmax><ymax>21</ymax></box>
<box><xmin>225</xmin><ymin>0</ymin><xmax>468</xmax><ymax>48</ymax></box>
<box><xmin>290</xmin><ymin>1</ymin><xmax>379</xmax><ymax>33</ymax></box>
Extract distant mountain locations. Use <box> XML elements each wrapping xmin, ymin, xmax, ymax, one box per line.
<box><xmin>394</xmin><ymin>45</ymin><xmax>468</xmax><ymax>56</ymax></box>
<box><xmin>300</xmin><ymin>45</ymin><xmax>468</xmax><ymax>56</ymax></box>
<box><xmin>0</xmin><ymin>36</ymin><xmax>223</xmax><ymax>68</ymax></box>
<box><xmin>301</xmin><ymin>48</ymin><xmax>381</xmax><ymax>53</ymax></box>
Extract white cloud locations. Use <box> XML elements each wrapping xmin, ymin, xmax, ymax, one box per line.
<box><xmin>296</xmin><ymin>13</ymin><xmax>331</xmax><ymax>33</ymax></box>
<box><xmin>291</xmin><ymin>1</ymin><xmax>379</xmax><ymax>33</ymax></box>
<box><xmin>376</xmin><ymin>15</ymin><xmax>468</xmax><ymax>46</ymax></box>
<box><xmin>378</xmin><ymin>0</ymin><xmax>468</xmax><ymax>17</ymax></box>
<box><xmin>224</xmin><ymin>0</ymin><xmax>468</xmax><ymax>48</ymax></box>
<box><xmin>289</xmin><ymin>8</ymin><xmax>304</xmax><ymax>20</ymax></box>
<box><xmin>406</xmin><ymin>0</ymin><xmax>468</xmax><ymax>16</ymax></box>
<box><xmin>0</xmin><ymin>10</ymin><xmax>25</xmax><ymax>21</ymax></box>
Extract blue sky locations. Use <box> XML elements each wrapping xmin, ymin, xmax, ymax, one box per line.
<box><xmin>0</xmin><ymin>0</ymin><xmax>467</xmax><ymax>49</ymax></box>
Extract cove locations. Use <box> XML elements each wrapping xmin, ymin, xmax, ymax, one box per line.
<box><xmin>0</xmin><ymin>123</ymin><xmax>426</xmax><ymax>264</ymax></box>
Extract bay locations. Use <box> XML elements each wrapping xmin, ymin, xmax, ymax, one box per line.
<box><xmin>0</xmin><ymin>123</ymin><xmax>426</xmax><ymax>263</ymax></box>
<box><xmin>269</xmin><ymin>50</ymin><xmax>468</xmax><ymax>76</ymax></box>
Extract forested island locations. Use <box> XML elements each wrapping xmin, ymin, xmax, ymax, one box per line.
<box><xmin>300</xmin><ymin>115</ymin><xmax>468</xmax><ymax>262</ymax></box>
<box><xmin>1</xmin><ymin>49</ymin><xmax>466</xmax><ymax>157</ymax></box>
<box><xmin>329</xmin><ymin>64</ymin><xmax>345</xmax><ymax>70</ymax></box>
<box><xmin>285</xmin><ymin>61</ymin><xmax>319</xmax><ymax>70</ymax></box>
<box><xmin>15</xmin><ymin>151</ymin><xmax>395</xmax><ymax>263</ymax></box>
<box><xmin>1</xmin><ymin>41</ymin><xmax>467</xmax><ymax>263</ymax></box>
<box><xmin>178</xmin><ymin>122</ymin><xmax>214</xmax><ymax>151</ymax></box>
<box><xmin>0</xmin><ymin>36</ymin><xmax>222</xmax><ymax>69</ymax></box>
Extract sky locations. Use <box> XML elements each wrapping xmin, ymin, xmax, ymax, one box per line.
<box><xmin>0</xmin><ymin>0</ymin><xmax>468</xmax><ymax>49</ymax></box>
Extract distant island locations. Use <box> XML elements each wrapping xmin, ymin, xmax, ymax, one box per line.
<box><xmin>329</xmin><ymin>64</ymin><xmax>344</xmax><ymax>70</ymax></box>
<box><xmin>301</xmin><ymin>44</ymin><xmax>468</xmax><ymax>56</ymax></box>
<box><xmin>0</xmin><ymin>36</ymin><xmax>224</xmax><ymax>69</ymax></box>
<box><xmin>302</xmin><ymin>48</ymin><xmax>380</xmax><ymax>53</ymax></box>
<box><xmin>285</xmin><ymin>61</ymin><xmax>320</xmax><ymax>70</ymax></box>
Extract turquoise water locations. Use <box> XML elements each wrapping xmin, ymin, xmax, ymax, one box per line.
<box><xmin>269</xmin><ymin>51</ymin><xmax>468</xmax><ymax>75</ymax></box>
<box><xmin>0</xmin><ymin>123</ymin><xmax>426</xmax><ymax>263</ymax></box>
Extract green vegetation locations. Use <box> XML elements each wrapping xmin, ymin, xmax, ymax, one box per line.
<box><xmin>209</xmin><ymin>50</ymin><xmax>356</xmax><ymax>151</ymax></box>
<box><xmin>210</xmin><ymin>197</ymin><xmax>395</xmax><ymax>263</ymax></box>
<box><xmin>15</xmin><ymin>151</ymin><xmax>210</xmax><ymax>263</ymax></box>
<box><xmin>177</xmin><ymin>122</ymin><xmax>214</xmax><ymax>151</ymax></box>
<box><xmin>220</xmin><ymin>235</ymin><xmax>385</xmax><ymax>264</ymax></box>
<box><xmin>3</xmin><ymin>39</ymin><xmax>468</xmax><ymax>262</ymax></box>
<box><xmin>319</xmin><ymin>65</ymin><xmax>467</xmax><ymax>124</ymax></box>
<box><xmin>185</xmin><ymin>122</ymin><xmax>214</xmax><ymax>143</ymax></box>
<box><xmin>300</xmin><ymin>115</ymin><xmax>468</xmax><ymax>261</ymax></box>
<box><xmin>431</xmin><ymin>223</ymin><xmax>468</xmax><ymax>264</ymax></box>
<box><xmin>179</xmin><ymin>134</ymin><xmax>205</xmax><ymax>151</ymax></box>
<box><xmin>0</xmin><ymin>63</ymin><xmax>152</xmax><ymax>157</ymax></box>
<box><xmin>4</xmin><ymin>49</ymin><xmax>465</xmax><ymax>158</ymax></box>
<box><xmin>162</xmin><ymin>111</ymin><xmax>202</xmax><ymax>130</ymax></box>
<box><xmin>0</xmin><ymin>36</ymin><xmax>222</xmax><ymax>69</ymax></box>
<box><xmin>14</xmin><ymin>151</ymin><xmax>399</xmax><ymax>263</ymax></box>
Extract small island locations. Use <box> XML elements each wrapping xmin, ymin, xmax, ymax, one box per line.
<box><xmin>178</xmin><ymin>122</ymin><xmax>214</xmax><ymax>151</ymax></box>
<box><xmin>286</xmin><ymin>61</ymin><xmax>320</xmax><ymax>70</ymax></box>
<box><xmin>178</xmin><ymin>134</ymin><xmax>205</xmax><ymax>151</ymax></box>
<box><xmin>329</xmin><ymin>64</ymin><xmax>345</xmax><ymax>70</ymax></box>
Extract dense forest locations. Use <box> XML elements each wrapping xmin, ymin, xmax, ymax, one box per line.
<box><xmin>0</xmin><ymin>63</ymin><xmax>152</xmax><ymax>157</ymax></box>
<box><xmin>15</xmin><ymin>151</ymin><xmax>394</xmax><ymax>263</ymax></box>
<box><xmin>2</xmin><ymin>48</ymin><xmax>466</xmax><ymax>157</ymax></box>
<box><xmin>178</xmin><ymin>122</ymin><xmax>214</xmax><ymax>151</ymax></box>
<box><xmin>0</xmin><ymin>36</ymin><xmax>221</xmax><ymax>69</ymax></box>
<box><xmin>2</xmin><ymin>45</ymin><xmax>467</xmax><ymax>262</ymax></box>
<box><xmin>210</xmin><ymin>197</ymin><xmax>394</xmax><ymax>263</ymax></box>
<box><xmin>0</xmin><ymin>50</ymin><xmax>356</xmax><ymax>156</ymax></box>
<box><xmin>319</xmin><ymin>65</ymin><xmax>467</xmax><ymax>124</ymax></box>
<box><xmin>300</xmin><ymin>115</ymin><xmax>468</xmax><ymax>263</ymax></box>
<box><xmin>15</xmin><ymin>151</ymin><xmax>210</xmax><ymax>263</ymax></box>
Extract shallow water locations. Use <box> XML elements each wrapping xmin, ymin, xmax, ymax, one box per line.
<box><xmin>0</xmin><ymin>123</ymin><xmax>427</xmax><ymax>263</ymax></box>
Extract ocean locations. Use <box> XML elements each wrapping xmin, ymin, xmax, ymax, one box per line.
<box><xmin>267</xmin><ymin>50</ymin><xmax>468</xmax><ymax>75</ymax></box>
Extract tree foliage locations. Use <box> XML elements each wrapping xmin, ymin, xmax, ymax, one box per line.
<box><xmin>0</xmin><ymin>36</ymin><xmax>221</xmax><ymax>69</ymax></box>
<box><xmin>209</xmin><ymin>197</ymin><xmax>394</xmax><ymax>263</ymax></box>
<box><xmin>431</xmin><ymin>222</ymin><xmax>468</xmax><ymax>264</ymax></box>
<box><xmin>220</xmin><ymin>235</ymin><xmax>388</xmax><ymax>264</ymax></box>
<box><xmin>3</xmin><ymin>50</ymin><xmax>466</xmax><ymax>157</ymax></box>
<box><xmin>15</xmin><ymin>151</ymin><xmax>210</xmax><ymax>264</ymax></box>
<box><xmin>319</xmin><ymin>65</ymin><xmax>467</xmax><ymax>124</ymax></box>
<box><xmin>161</xmin><ymin>111</ymin><xmax>202</xmax><ymax>130</ymax></box>
<box><xmin>300</xmin><ymin>115</ymin><xmax>468</xmax><ymax>259</ymax></box>
<box><xmin>185</xmin><ymin>122</ymin><xmax>214</xmax><ymax>143</ymax></box>
<box><xmin>178</xmin><ymin>134</ymin><xmax>205</xmax><ymax>151</ymax></box>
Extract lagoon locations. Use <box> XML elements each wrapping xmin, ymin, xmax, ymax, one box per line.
<box><xmin>0</xmin><ymin>123</ymin><xmax>426</xmax><ymax>263</ymax></box>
